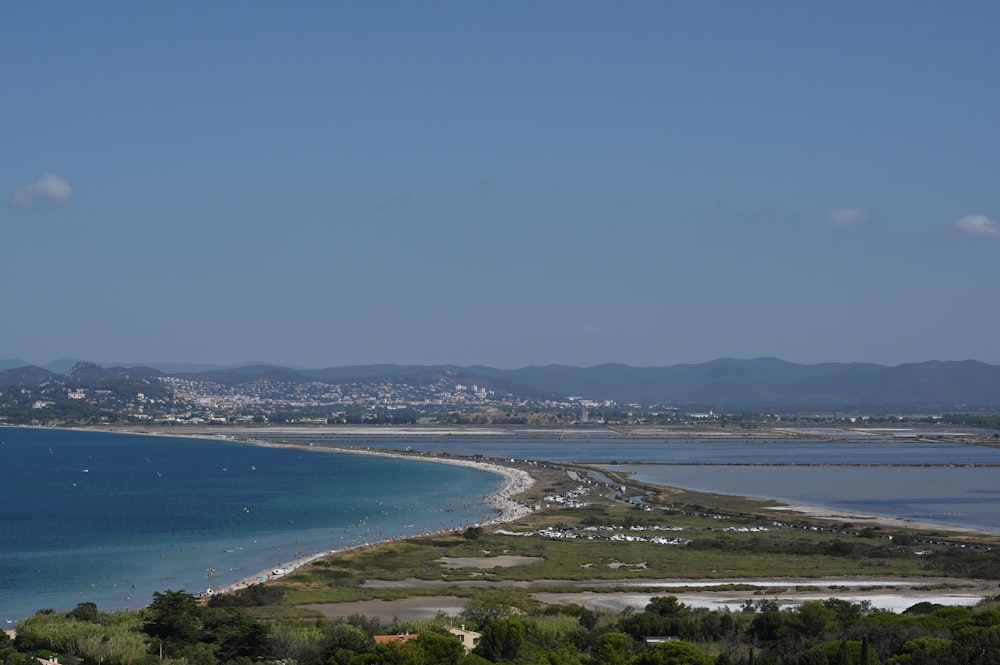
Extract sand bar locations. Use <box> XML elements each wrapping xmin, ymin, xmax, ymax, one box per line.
<box><xmin>55</xmin><ymin>426</ymin><xmax>1000</xmax><ymax>608</ymax></box>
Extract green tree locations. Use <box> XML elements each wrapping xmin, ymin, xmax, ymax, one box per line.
<box><xmin>143</xmin><ymin>590</ymin><xmax>205</xmax><ymax>655</ymax></box>
<box><xmin>416</xmin><ymin>631</ymin><xmax>465</xmax><ymax>665</ymax></box>
<box><xmin>796</xmin><ymin>651</ymin><xmax>829</xmax><ymax>665</ymax></box>
<box><xmin>634</xmin><ymin>641</ymin><xmax>713</xmax><ymax>665</ymax></box>
<box><xmin>475</xmin><ymin>618</ymin><xmax>526</xmax><ymax>662</ymax></box>
<box><xmin>370</xmin><ymin>640</ymin><xmax>424</xmax><ymax>665</ymax></box>
<box><xmin>859</xmin><ymin>638</ymin><xmax>871</xmax><ymax>665</ymax></box>
<box><xmin>749</xmin><ymin>608</ymin><xmax>783</xmax><ymax>643</ymax></box>
<box><xmin>949</xmin><ymin>626</ymin><xmax>1000</xmax><ymax>665</ymax></box>
<box><xmin>68</xmin><ymin>603</ymin><xmax>99</xmax><ymax>623</ymax></box>
<box><xmin>594</xmin><ymin>631</ymin><xmax>635</xmax><ymax>665</ymax></box>
<box><xmin>808</xmin><ymin>640</ymin><xmax>882</xmax><ymax>665</ymax></box>
<box><xmin>537</xmin><ymin>647</ymin><xmax>586</xmax><ymax>665</ymax></box>
<box><xmin>461</xmin><ymin>589</ymin><xmax>524</xmax><ymax>629</ymax></box>
<box><xmin>321</xmin><ymin>622</ymin><xmax>372</xmax><ymax>664</ymax></box>
<box><xmin>784</xmin><ymin>602</ymin><xmax>836</xmax><ymax>644</ymax></box>
<box><xmin>203</xmin><ymin>607</ymin><xmax>269</xmax><ymax>662</ymax></box>
<box><xmin>890</xmin><ymin>636</ymin><xmax>949</xmax><ymax>665</ymax></box>
<box><xmin>269</xmin><ymin>623</ymin><xmax>325</xmax><ymax>664</ymax></box>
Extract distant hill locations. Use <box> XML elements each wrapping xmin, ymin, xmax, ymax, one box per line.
<box><xmin>63</xmin><ymin>361</ymin><xmax>164</xmax><ymax>383</ymax></box>
<box><xmin>0</xmin><ymin>365</ymin><xmax>58</xmax><ymax>386</ymax></box>
<box><xmin>0</xmin><ymin>358</ymin><xmax>31</xmax><ymax>372</ymax></box>
<box><xmin>43</xmin><ymin>357</ymin><xmax>86</xmax><ymax>373</ymax></box>
<box><xmin>2</xmin><ymin>358</ymin><xmax>999</xmax><ymax>410</ymax></box>
<box><xmin>182</xmin><ymin>357</ymin><xmax>1000</xmax><ymax>410</ymax></box>
<box><xmin>177</xmin><ymin>364</ymin><xmax>313</xmax><ymax>386</ymax></box>
<box><xmin>0</xmin><ymin>358</ymin><xmax>84</xmax><ymax>373</ymax></box>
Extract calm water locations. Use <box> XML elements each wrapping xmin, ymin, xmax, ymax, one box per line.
<box><xmin>608</xmin><ymin>465</ymin><xmax>1000</xmax><ymax>533</ymax></box>
<box><xmin>0</xmin><ymin>428</ymin><xmax>503</xmax><ymax>621</ymax></box>
<box><xmin>273</xmin><ymin>432</ymin><xmax>1000</xmax><ymax>534</ymax></box>
<box><xmin>5</xmin><ymin>428</ymin><xmax>1000</xmax><ymax>622</ymax></box>
<box><xmin>269</xmin><ymin>432</ymin><xmax>1000</xmax><ymax>465</ymax></box>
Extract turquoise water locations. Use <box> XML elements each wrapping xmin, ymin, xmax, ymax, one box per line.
<box><xmin>6</xmin><ymin>427</ymin><xmax>999</xmax><ymax>622</ymax></box>
<box><xmin>0</xmin><ymin>428</ymin><xmax>503</xmax><ymax>621</ymax></box>
<box><xmin>275</xmin><ymin>432</ymin><xmax>1000</xmax><ymax>533</ymax></box>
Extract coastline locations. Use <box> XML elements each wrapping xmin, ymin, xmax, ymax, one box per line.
<box><xmin>1</xmin><ymin>426</ymin><xmax>538</xmax><ymax>616</ymax></box>
<box><xmin>41</xmin><ymin>423</ymin><xmax>1000</xmax><ymax>538</ymax></box>
<box><xmin>228</xmin><ymin>429</ymin><xmax>1000</xmax><ymax>538</ymax></box>
<box><xmin>199</xmin><ymin>437</ymin><xmax>537</xmax><ymax>598</ymax></box>
<box><xmin>200</xmin><ymin>435</ymin><xmax>999</xmax><ymax>599</ymax></box>
<box><xmin>7</xmin><ymin>424</ymin><xmax>999</xmax><ymax>613</ymax></box>
<box><xmin>63</xmin><ymin>422</ymin><xmax>1000</xmax><ymax>444</ymax></box>
<box><xmin>17</xmin><ymin>422</ymin><xmax>1000</xmax><ymax>541</ymax></box>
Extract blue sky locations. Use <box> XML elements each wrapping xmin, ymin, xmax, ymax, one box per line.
<box><xmin>3</xmin><ymin>2</ymin><xmax>998</xmax><ymax>369</ymax></box>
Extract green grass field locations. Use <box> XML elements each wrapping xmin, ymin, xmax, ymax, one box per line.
<box><xmin>274</xmin><ymin>479</ymin><xmax>1000</xmax><ymax>609</ymax></box>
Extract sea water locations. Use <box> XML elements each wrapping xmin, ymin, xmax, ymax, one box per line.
<box><xmin>0</xmin><ymin>428</ymin><xmax>503</xmax><ymax>621</ymax></box>
<box><xmin>270</xmin><ymin>432</ymin><xmax>1000</xmax><ymax>533</ymax></box>
<box><xmin>6</xmin><ymin>428</ymin><xmax>999</xmax><ymax>622</ymax></box>
<box><xmin>263</xmin><ymin>431</ymin><xmax>1000</xmax><ymax>465</ymax></box>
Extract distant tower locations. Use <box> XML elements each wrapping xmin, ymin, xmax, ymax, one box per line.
<box><xmin>581</xmin><ymin>406</ymin><xmax>589</xmax><ymax>423</ymax></box>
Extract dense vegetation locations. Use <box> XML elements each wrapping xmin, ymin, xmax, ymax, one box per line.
<box><xmin>6</xmin><ymin>588</ymin><xmax>1000</xmax><ymax>665</ymax></box>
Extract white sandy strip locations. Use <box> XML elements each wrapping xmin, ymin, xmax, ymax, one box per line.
<box><xmin>765</xmin><ymin>504</ymin><xmax>995</xmax><ymax>536</ymax></box>
<box><xmin>207</xmin><ymin>440</ymin><xmax>536</xmax><ymax>597</ymax></box>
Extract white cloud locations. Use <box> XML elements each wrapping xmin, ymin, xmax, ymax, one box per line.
<box><xmin>954</xmin><ymin>215</ymin><xmax>1000</xmax><ymax>238</ymax></box>
<box><xmin>827</xmin><ymin>207</ymin><xmax>869</xmax><ymax>226</ymax></box>
<box><xmin>12</xmin><ymin>174</ymin><xmax>73</xmax><ymax>207</ymax></box>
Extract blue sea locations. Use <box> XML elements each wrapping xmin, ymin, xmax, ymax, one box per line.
<box><xmin>269</xmin><ymin>431</ymin><xmax>1000</xmax><ymax>534</ymax></box>
<box><xmin>5</xmin><ymin>428</ymin><xmax>1000</xmax><ymax>623</ymax></box>
<box><xmin>268</xmin><ymin>433</ymin><xmax>1000</xmax><ymax>465</ymax></box>
<box><xmin>0</xmin><ymin>428</ymin><xmax>503</xmax><ymax>621</ymax></box>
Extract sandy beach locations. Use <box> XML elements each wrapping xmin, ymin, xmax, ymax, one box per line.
<box><xmin>54</xmin><ymin>426</ymin><xmax>1000</xmax><ymax>611</ymax></box>
<box><xmin>205</xmin><ymin>440</ymin><xmax>536</xmax><ymax>597</ymax></box>
<box><xmin>204</xmin><ymin>437</ymin><xmax>1000</xmax><ymax>614</ymax></box>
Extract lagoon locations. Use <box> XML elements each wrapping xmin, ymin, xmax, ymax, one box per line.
<box><xmin>608</xmin><ymin>464</ymin><xmax>1000</xmax><ymax>533</ymax></box>
<box><xmin>270</xmin><ymin>431</ymin><xmax>1000</xmax><ymax>533</ymax></box>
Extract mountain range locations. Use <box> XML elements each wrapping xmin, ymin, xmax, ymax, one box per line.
<box><xmin>2</xmin><ymin>357</ymin><xmax>999</xmax><ymax>411</ymax></box>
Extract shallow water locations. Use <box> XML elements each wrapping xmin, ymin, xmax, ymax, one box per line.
<box><xmin>1</xmin><ymin>428</ymin><xmax>503</xmax><ymax>620</ymax></box>
<box><xmin>609</xmin><ymin>464</ymin><xmax>1000</xmax><ymax>532</ymax></box>
<box><xmin>278</xmin><ymin>432</ymin><xmax>1000</xmax><ymax>533</ymax></box>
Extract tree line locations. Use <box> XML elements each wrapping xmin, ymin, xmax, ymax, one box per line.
<box><xmin>4</xmin><ymin>586</ymin><xmax>1000</xmax><ymax>665</ymax></box>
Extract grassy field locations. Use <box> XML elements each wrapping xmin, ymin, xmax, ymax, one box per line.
<box><xmin>271</xmin><ymin>464</ymin><xmax>1000</xmax><ymax>611</ymax></box>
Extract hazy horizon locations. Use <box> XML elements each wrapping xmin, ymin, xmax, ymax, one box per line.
<box><xmin>4</xmin><ymin>4</ymin><xmax>998</xmax><ymax>369</ymax></box>
<box><xmin>4</xmin><ymin>355</ymin><xmax>998</xmax><ymax>374</ymax></box>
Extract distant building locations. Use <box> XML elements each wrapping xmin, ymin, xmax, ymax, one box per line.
<box><xmin>373</xmin><ymin>633</ymin><xmax>419</xmax><ymax>645</ymax></box>
<box><xmin>444</xmin><ymin>625</ymin><xmax>482</xmax><ymax>652</ymax></box>
<box><xmin>644</xmin><ymin>636</ymin><xmax>680</xmax><ymax>646</ymax></box>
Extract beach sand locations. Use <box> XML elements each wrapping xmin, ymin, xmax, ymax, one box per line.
<box><xmin>70</xmin><ymin>426</ymin><xmax>1000</xmax><ymax>611</ymax></box>
<box><xmin>207</xmin><ymin>442</ymin><xmax>536</xmax><ymax>596</ymax></box>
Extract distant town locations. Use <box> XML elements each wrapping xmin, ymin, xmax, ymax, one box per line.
<box><xmin>2</xmin><ymin>363</ymin><xmax>697</xmax><ymax>427</ymax></box>
<box><xmin>1</xmin><ymin>360</ymin><xmax>997</xmax><ymax>433</ymax></box>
